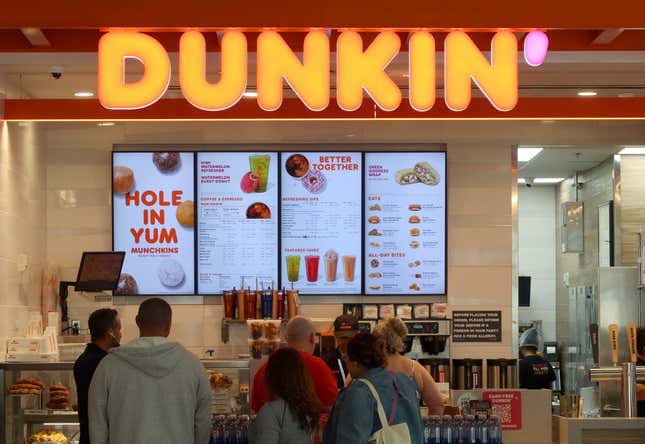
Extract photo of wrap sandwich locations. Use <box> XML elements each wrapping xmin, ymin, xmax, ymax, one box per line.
<box><xmin>395</xmin><ymin>168</ymin><xmax>419</xmax><ymax>185</ymax></box>
<box><xmin>394</xmin><ymin>161</ymin><xmax>441</xmax><ymax>186</ymax></box>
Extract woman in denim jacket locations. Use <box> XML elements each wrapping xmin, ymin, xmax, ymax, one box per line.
<box><xmin>322</xmin><ymin>333</ymin><xmax>424</xmax><ymax>444</ymax></box>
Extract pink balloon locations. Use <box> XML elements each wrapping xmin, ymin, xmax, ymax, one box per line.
<box><xmin>524</xmin><ymin>31</ymin><xmax>549</xmax><ymax>67</ymax></box>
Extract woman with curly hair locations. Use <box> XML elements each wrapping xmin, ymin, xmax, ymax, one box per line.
<box><xmin>323</xmin><ymin>333</ymin><xmax>423</xmax><ymax>444</ymax></box>
<box><xmin>250</xmin><ymin>347</ymin><xmax>322</xmax><ymax>444</ymax></box>
<box><xmin>375</xmin><ymin>317</ymin><xmax>444</xmax><ymax>415</ymax></box>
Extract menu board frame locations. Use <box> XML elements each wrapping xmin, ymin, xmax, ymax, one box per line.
<box><xmin>111</xmin><ymin>150</ymin><xmax>197</xmax><ymax>296</ymax></box>
<box><xmin>112</xmin><ymin>145</ymin><xmax>447</xmax><ymax>298</ymax></box>
<box><xmin>363</xmin><ymin>151</ymin><xmax>447</xmax><ymax>297</ymax></box>
<box><xmin>196</xmin><ymin>150</ymin><xmax>280</xmax><ymax>296</ymax></box>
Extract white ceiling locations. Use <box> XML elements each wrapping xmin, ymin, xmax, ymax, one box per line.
<box><xmin>518</xmin><ymin>146</ymin><xmax>618</xmax><ymax>180</ymax></box>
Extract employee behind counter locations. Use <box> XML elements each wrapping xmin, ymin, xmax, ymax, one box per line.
<box><xmin>518</xmin><ymin>328</ymin><xmax>556</xmax><ymax>390</ymax></box>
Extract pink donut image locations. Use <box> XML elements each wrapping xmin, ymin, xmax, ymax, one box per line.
<box><xmin>301</xmin><ymin>169</ymin><xmax>327</xmax><ymax>194</ymax></box>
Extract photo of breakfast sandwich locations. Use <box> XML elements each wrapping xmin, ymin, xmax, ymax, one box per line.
<box><xmin>369</xmin><ymin>204</ymin><xmax>382</xmax><ymax>211</ymax></box>
<box><xmin>368</xmin><ymin>229</ymin><xmax>382</xmax><ymax>236</ymax></box>
<box><xmin>409</xmin><ymin>215</ymin><xmax>420</xmax><ymax>224</ymax></box>
<box><xmin>408</xmin><ymin>204</ymin><xmax>422</xmax><ymax>211</ymax></box>
<box><xmin>409</xmin><ymin>241</ymin><xmax>420</xmax><ymax>249</ymax></box>
<box><xmin>368</xmin><ymin>272</ymin><xmax>383</xmax><ymax>278</ymax></box>
<box><xmin>370</xmin><ymin>242</ymin><xmax>381</xmax><ymax>248</ymax></box>
<box><xmin>409</xmin><ymin>283</ymin><xmax>421</xmax><ymax>291</ymax></box>
<box><xmin>369</xmin><ymin>285</ymin><xmax>382</xmax><ymax>291</ymax></box>
<box><xmin>368</xmin><ymin>215</ymin><xmax>380</xmax><ymax>224</ymax></box>
<box><xmin>410</xmin><ymin>228</ymin><xmax>420</xmax><ymax>236</ymax></box>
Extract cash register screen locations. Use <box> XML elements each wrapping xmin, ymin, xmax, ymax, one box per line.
<box><xmin>75</xmin><ymin>252</ymin><xmax>126</xmax><ymax>292</ymax></box>
<box><xmin>546</xmin><ymin>345</ymin><xmax>556</xmax><ymax>355</ymax></box>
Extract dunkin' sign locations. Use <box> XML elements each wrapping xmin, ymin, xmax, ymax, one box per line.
<box><xmin>98</xmin><ymin>30</ymin><xmax>549</xmax><ymax>113</ymax></box>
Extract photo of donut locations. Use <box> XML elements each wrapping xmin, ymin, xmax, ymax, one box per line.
<box><xmin>301</xmin><ymin>169</ymin><xmax>327</xmax><ymax>194</ymax></box>
<box><xmin>153</xmin><ymin>152</ymin><xmax>181</xmax><ymax>173</ymax></box>
<box><xmin>157</xmin><ymin>259</ymin><xmax>185</xmax><ymax>288</ymax></box>
<box><xmin>113</xmin><ymin>166</ymin><xmax>134</xmax><ymax>194</ymax></box>
<box><xmin>285</xmin><ymin>154</ymin><xmax>310</xmax><ymax>178</ymax></box>
<box><xmin>246</xmin><ymin>202</ymin><xmax>271</xmax><ymax>219</ymax></box>
<box><xmin>176</xmin><ymin>200</ymin><xmax>195</xmax><ymax>228</ymax></box>
<box><xmin>115</xmin><ymin>274</ymin><xmax>138</xmax><ymax>295</ymax></box>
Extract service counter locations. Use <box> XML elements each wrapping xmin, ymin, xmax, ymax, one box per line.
<box><xmin>553</xmin><ymin>416</ymin><xmax>645</xmax><ymax>444</ymax></box>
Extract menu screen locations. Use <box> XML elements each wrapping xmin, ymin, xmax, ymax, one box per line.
<box><xmin>280</xmin><ymin>152</ymin><xmax>362</xmax><ymax>294</ymax></box>
<box><xmin>197</xmin><ymin>152</ymin><xmax>279</xmax><ymax>294</ymax></box>
<box><xmin>112</xmin><ymin>152</ymin><xmax>195</xmax><ymax>295</ymax></box>
<box><xmin>364</xmin><ymin>152</ymin><xmax>446</xmax><ymax>295</ymax></box>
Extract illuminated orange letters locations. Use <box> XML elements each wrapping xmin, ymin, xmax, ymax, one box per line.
<box><xmin>257</xmin><ymin>30</ymin><xmax>329</xmax><ymax>111</ymax></box>
<box><xmin>336</xmin><ymin>31</ymin><xmax>402</xmax><ymax>112</ymax></box>
<box><xmin>98</xmin><ymin>32</ymin><xmax>171</xmax><ymax>110</ymax></box>
<box><xmin>444</xmin><ymin>30</ymin><xmax>518</xmax><ymax>112</ymax></box>
<box><xmin>408</xmin><ymin>32</ymin><xmax>436</xmax><ymax>112</ymax></box>
<box><xmin>180</xmin><ymin>31</ymin><xmax>247</xmax><ymax>111</ymax></box>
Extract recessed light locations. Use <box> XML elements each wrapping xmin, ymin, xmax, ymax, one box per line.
<box><xmin>577</xmin><ymin>91</ymin><xmax>597</xmax><ymax>97</ymax></box>
<box><xmin>97</xmin><ymin>122</ymin><xmax>115</xmax><ymax>127</ymax></box>
<box><xmin>74</xmin><ymin>91</ymin><xmax>94</xmax><ymax>97</ymax></box>
<box><xmin>242</xmin><ymin>91</ymin><xmax>258</xmax><ymax>98</ymax></box>
<box><xmin>619</xmin><ymin>146</ymin><xmax>645</xmax><ymax>155</ymax></box>
<box><xmin>518</xmin><ymin>147</ymin><xmax>543</xmax><ymax>162</ymax></box>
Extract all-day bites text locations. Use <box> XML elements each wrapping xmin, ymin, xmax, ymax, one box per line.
<box><xmin>112</xmin><ymin>152</ymin><xmax>195</xmax><ymax>295</ymax></box>
<box><xmin>281</xmin><ymin>152</ymin><xmax>362</xmax><ymax>295</ymax></box>
<box><xmin>197</xmin><ymin>153</ymin><xmax>278</xmax><ymax>294</ymax></box>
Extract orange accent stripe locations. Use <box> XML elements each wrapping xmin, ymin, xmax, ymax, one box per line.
<box><xmin>5</xmin><ymin>98</ymin><xmax>645</xmax><ymax>121</ymax></box>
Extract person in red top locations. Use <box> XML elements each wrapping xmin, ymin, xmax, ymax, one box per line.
<box><xmin>251</xmin><ymin>316</ymin><xmax>338</xmax><ymax>413</ymax></box>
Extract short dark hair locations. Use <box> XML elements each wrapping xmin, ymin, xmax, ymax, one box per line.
<box><xmin>347</xmin><ymin>332</ymin><xmax>386</xmax><ymax>369</ymax></box>
<box><xmin>88</xmin><ymin>309</ymin><xmax>118</xmax><ymax>342</ymax></box>
<box><xmin>137</xmin><ymin>298</ymin><xmax>172</xmax><ymax>330</ymax></box>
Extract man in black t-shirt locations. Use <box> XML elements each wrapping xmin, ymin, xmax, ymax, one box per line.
<box><xmin>518</xmin><ymin>328</ymin><xmax>556</xmax><ymax>390</ymax></box>
<box><xmin>322</xmin><ymin>314</ymin><xmax>359</xmax><ymax>388</ymax></box>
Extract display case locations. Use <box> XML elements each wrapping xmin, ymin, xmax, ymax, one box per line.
<box><xmin>1</xmin><ymin>360</ymin><xmax>250</xmax><ymax>444</ymax></box>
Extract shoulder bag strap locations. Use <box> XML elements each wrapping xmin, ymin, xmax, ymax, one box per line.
<box><xmin>358</xmin><ymin>378</ymin><xmax>390</xmax><ymax>430</ymax></box>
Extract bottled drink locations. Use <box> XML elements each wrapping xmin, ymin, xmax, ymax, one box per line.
<box><xmin>477</xmin><ymin>414</ymin><xmax>489</xmax><ymax>444</ymax></box>
<box><xmin>225</xmin><ymin>414</ymin><xmax>239</xmax><ymax>444</ymax></box>
<box><xmin>237</xmin><ymin>415</ymin><xmax>250</xmax><ymax>444</ymax></box>
<box><xmin>489</xmin><ymin>415</ymin><xmax>502</xmax><ymax>444</ymax></box>
<box><xmin>428</xmin><ymin>415</ymin><xmax>442</xmax><ymax>444</ymax></box>
<box><xmin>440</xmin><ymin>415</ymin><xmax>453</xmax><ymax>444</ymax></box>
<box><xmin>452</xmin><ymin>415</ymin><xmax>465</xmax><ymax>444</ymax></box>
<box><xmin>465</xmin><ymin>415</ymin><xmax>477</xmax><ymax>444</ymax></box>
<box><xmin>211</xmin><ymin>415</ymin><xmax>226</xmax><ymax>444</ymax></box>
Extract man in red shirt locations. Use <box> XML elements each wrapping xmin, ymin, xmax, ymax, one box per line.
<box><xmin>251</xmin><ymin>316</ymin><xmax>338</xmax><ymax>413</ymax></box>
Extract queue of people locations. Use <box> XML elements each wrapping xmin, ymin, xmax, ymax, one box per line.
<box><xmin>74</xmin><ymin>301</ymin><xmax>443</xmax><ymax>444</ymax></box>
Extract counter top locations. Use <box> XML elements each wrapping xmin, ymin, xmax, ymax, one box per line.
<box><xmin>554</xmin><ymin>415</ymin><xmax>645</xmax><ymax>444</ymax></box>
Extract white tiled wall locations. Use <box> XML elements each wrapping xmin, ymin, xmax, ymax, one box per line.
<box><xmin>518</xmin><ymin>187</ymin><xmax>557</xmax><ymax>341</ymax></box>
<box><xmin>0</xmin><ymin>122</ymin><xmax>47</xmax><ymax>345</ymax></box>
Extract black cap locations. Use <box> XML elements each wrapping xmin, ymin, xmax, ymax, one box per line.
<box><xmin>334</xmin><ymin>314</ymin><xmax>359</xmax><ymax>336</ymax></box>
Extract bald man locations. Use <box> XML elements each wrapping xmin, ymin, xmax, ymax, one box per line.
<box><xmin>89</xmin><ymin>298</ymin><xmax>212</xmax><ymax>444</ymax></box>
<box><xmin>251</xmin><ymin>316</ymin><xmax>338</xmax><ymax>413</ymax></box>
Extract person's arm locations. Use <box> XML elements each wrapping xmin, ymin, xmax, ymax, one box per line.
<box><xmin>250</xmin><ymin>366</ymin><xmax>267</xmax><ymax>413</ymax></box>
<box><xmin>88</xmin><ymin>360</ymin><xmax>109</xmax><ymax>444</ymax></box>
<box><xmin>414</xmin><ymin>361</ymin><xmax>444</xmax><ymax>416</ymax></box>
<box><xmin>326</xmin><ymin>384</ymin><xmax>373</xmax><ymax>444</ymax></box>
<box><xmin>547</xmin><ymin>361</ymin><xmax>557</xmax><ymax>384</ymax></box>
<box><xmin>249</xmin><ymin>403</ymin><xmax>281</xmax><ymax>444</ymax></box>
<box><xmin>317</xmin><ymin>361</ymin><xmax>340</xmax><ymax>411</ymax></box>
<box><xmin>194</xmin><ymin>367</ymin><xmax>213</xmax><ymax>444</ymax></box>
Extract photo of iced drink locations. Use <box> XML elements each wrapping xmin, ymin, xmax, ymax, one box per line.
<box><xmin>342</xmin><ymin>255</ymin><xmax>356</xmax><ymax>282</ymax></box>
<box><xmin>249</xmin><ymin>154</ymin><xmax>271</xmax><ymax>193</ymax></box>
<box><xmin>286</xmin><ymin>255</ymin><xmax>300</xmax><ymax>282</ymax></box>
<box><xmin>324</xmin><ymin>250</ymin><xmax>338</xmax><ymax>282</ymax></box>
<box><xmin>305</xmin><ymin>255</ymin><xmax>320</xmax><ymax>282</ymax></box>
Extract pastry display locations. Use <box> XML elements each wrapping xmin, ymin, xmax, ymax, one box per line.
<box><xmin>414</xmin><ymin>304</ymin><xmax>430</xmax><ymax>319</ymax></box>
<box><xmin>431</xmin><ymin>303</ymin><xmax>448</xmax><ymax>319</ymax></box>
<box><xmin>209</xmin><ymin>372</ymin><xmax>233</xmax><ymax>390</ymax></box>
<box><xmin>396</xmin><ymin>304</ymin><xmax>413</xmax><ymax>319</ymax></box>
<box><xmin>248</xmin><ymin>321</ymin><xmax>264</xmax><ymax>340</ymax></box>
<box><xmin>285</xmin><ymin>154</ymin><xmax>310</xmax><ymax>178</ymax></box>
<box><xmin>264</xmin><ymin>321</ymin><xmax>281</xmax><ymax>340</ymax></box>
<box><xmin>157</xmin><ymin>259</ymin><xmax>185</xmax><ymax>287</ymax></box>
<box><xmin>248</xmin><ymin>339</ymin><xmax>265</xmax><ymax>359</ymax></box>
<box><xmin>115</xmin><ymin>273</ymin><xmax>138</xmax><ymax>295</ymax></box>
<box><xmin>176</xmin><ymin>200</ymin><xmax>195</xmax><ymax>228</ymax></box>
<box><xmin>153</xmin><ymin>152</ymin><xmax>181</xmax><ymax>173</ymax></box>
<box><xmin>414</xmin><ymin>162</ymin><xmax>440</xmax><ymax>185</ymax></box>
<box><xmin>47</xmin><ymin>385</ymin><xmax>71</xmax><ymax>410</ymax></box>
<box><xmin>8</xmin><ymin>378</ymin><xmax>44</xmax><ymax>395</ymax></box>
<box><xmin>301</xmin><ymin>169</ymin><xmax>327</xmax><ymax>194</ymax></box>
<box><xmin>368</xmin><ymin>215</ymin><xmax>380</xmax><ymax>224</ymax></box>
<box><xmin>28</xmin><ymin>429</ymin><xmax>68</xmax><ymax>444</ymax></box>
<box><xmin>379</xmin><ymin>304</ymin><xmax>395</xmax><ymax>320</ymax></box>
<box><xmin>368</xmin><ymin>204</ymin><xmax>382</xmax><ymax>211</ymax></box>
<box><xmin>395</xmin><ymin>168</ymin><xmax>420</xmax><ymax>185</ymax></box>
<box><xmin>368</xmin><ymin>229</ymin><xmax>382</xmax><ymax>236</ymax></box>
<box><xmin>409</xmin><ymin>215</ymin><xmax>420</xmax><ymax>223</ymax></box>
<box><xmin>408</xmin><ymin>204</ymin><xmax>422</xmax><ymax>211</ymax></box>
<box><xmin>113</xmin><ymin>166</ymin><xmax>134</xmax><ymax>194</ymax></box>
<box><xmin>246</xmin><ymin>202</ymin><xmax>271</xmax><ymax>219</ymax></box>
<box><xmin>363</xmin><ymin>305</ymin><xmax>379</xmax><ymax>319</ymax></box>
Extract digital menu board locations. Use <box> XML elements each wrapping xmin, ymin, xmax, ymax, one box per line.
<box><xmin>364</xmin><ymin>152</ymin><xmax>446</xmax><ymax>295</ymax></box>
<box><xmin>280</xmin><ymin>152</ymin><xmax>362</xmax><ymax>294</ymax></box>
<box><xmin>112</xmin><ymin>152</ymin><xmax>195</xmax><ymax>295</ymax></box>
<box><xmin>197</xmin><ymin>152</ymin><xmax>279</xmax><ymax>294</ymax></box>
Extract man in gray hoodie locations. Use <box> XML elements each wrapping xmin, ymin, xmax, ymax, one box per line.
<box><xmin>89</xmin><ymin>298</ymin><xmax>212</xmax><ymax>444</ymax></box>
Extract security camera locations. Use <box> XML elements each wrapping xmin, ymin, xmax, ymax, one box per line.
<box><xmin>525</xmin><ymin>178</ymin><xmax>535</xmax><ymax>188</ymax></box>
<box><xmin>49</xmin><ymin>65</ymin><xmax>64</xmax><ymax>80</ymax></box>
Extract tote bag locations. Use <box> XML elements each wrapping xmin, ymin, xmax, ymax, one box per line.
<box><xmin>358</xmin><ymin>377</ymin><xmax>412</xmax><ymax>444</ymax></box>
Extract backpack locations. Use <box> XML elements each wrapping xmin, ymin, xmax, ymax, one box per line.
<box><xmin>358</xmin><ymin>376</ymin><xmax>412</xmax><ymax>444</ymax></box>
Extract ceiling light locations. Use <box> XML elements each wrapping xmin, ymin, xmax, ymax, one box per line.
<box><xmin>577</xmin><ymin>91</ymin><xmax>597</xmax><ymax>97</ymax></box>
<box><xmin>73</xmin><ymin>91</ymin><xmax>94</xmax><ymax>97</ymax></box>
<box><xmin>541</xmin><ymin>120</ymin><xmax>555</xmax><ymax>124</ymax></box>
<box><xmin>518</xmin><ymin>178</ymin><xmax>526</xmax><ymax>184</ymax></box>
<box><xmin>618</xmin><ymin>92</ymin><xmax>635</xmax><ymax>98</ymax></box>
<box><xmin>619</xmin><ymin>147</ymin><xmax>645</xmax><ymax>155</ymax></box>
<box><xmin>517</xmin><ymin>147</ymin><xmax>543</xmax><ymax>162</ymax></box>
<box><xmin>97</xmin><ymin>122</ymin><xmax>115</xmax><ymax>127</ymax></box>
<box><xmin>242</xmin><ymin>91</ymin><xmax>258</xmax><ymax>98</ymax></box>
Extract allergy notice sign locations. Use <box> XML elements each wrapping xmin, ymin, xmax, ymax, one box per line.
<box><xmin>452</xmin><ymin>311</ymin><xmax>502</xmax><ymax>342</ymax></box>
